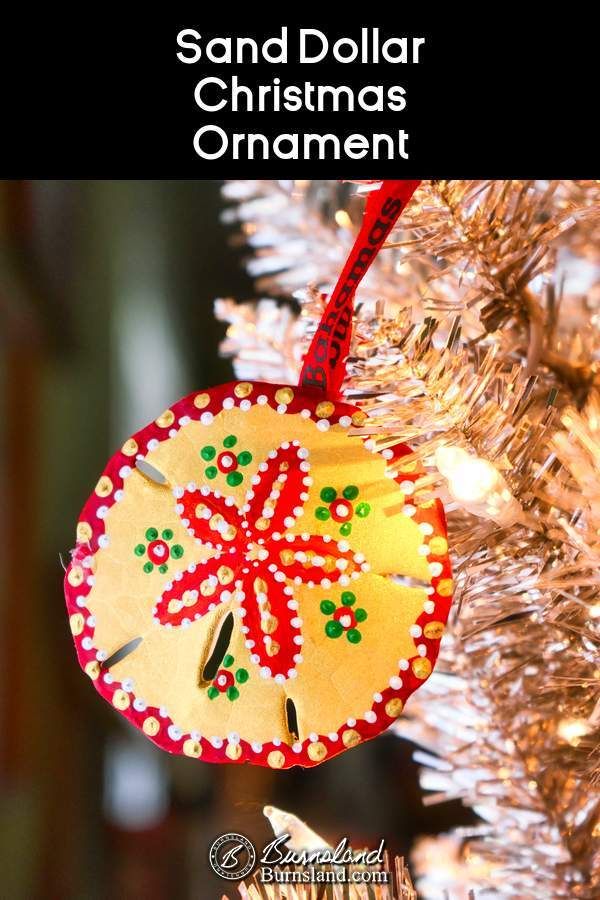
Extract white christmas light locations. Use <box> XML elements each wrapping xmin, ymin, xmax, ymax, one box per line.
<box><xmin>435</xmin><ymin>446</ymin><xmax>523</xmax><ymax>527</ymax></box>
<box><xmin>557</xmin><ymin>718</ymin><xmax>591</xmax><ymax>746</ymax></box>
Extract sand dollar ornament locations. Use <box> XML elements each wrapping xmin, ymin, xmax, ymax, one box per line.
<box><xmin>64</xmin><ymin>180</ymin><xmax>452</xmax><ymax>768</ymax></box>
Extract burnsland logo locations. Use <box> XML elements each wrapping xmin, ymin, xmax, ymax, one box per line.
<box><xmin>260</xmin><ymin>833</ymin><xmax>385</xmax><ymax>867</ymax></box>
<box><xmin>260</xmin><ymin>835</ymin><xmax>389</xmax><ymax>886</ymax></box>
<box><xmin>209</xmin><ymin>833</ymin><xmax>256</xmax><ymax>880</ymax></box>
<box><xmin>209</xmin><ymin>831</ymin><xmax>390</xmax><ymax>886</ymax></box>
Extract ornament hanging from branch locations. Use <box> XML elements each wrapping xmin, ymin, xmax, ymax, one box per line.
<box><xmin>64</xmin><ymin>180</ymin><xmax>452</xmax><ymax>768</ymax></box>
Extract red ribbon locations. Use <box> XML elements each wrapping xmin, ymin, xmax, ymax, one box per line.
<box><xmin>298</xmin><ymin>179</ymin><xmax>421</xmax><ymax>398</ymax></box>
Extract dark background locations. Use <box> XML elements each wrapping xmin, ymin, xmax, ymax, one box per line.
<box><xmin>0</xmin><ymin>180</ymin><xmax>473</xmax><ymax>898</ymax></box>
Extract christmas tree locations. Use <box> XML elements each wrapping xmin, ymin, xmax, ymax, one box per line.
<box><xmin>219</xmin><ymin>180</ymin><xmax>600</xmax><ymax>899</ymax></box>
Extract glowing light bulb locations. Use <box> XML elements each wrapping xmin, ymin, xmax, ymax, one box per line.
<box><xmin>557</xmin><ymin>717</ymin><xmax>591</xmax><ymax>746</ymax></box>
<box><xmin>449</xmin><ymin>457</ymin><xmax>496</xmax><ymax>502</ymax></box>
<box><xmin>435</xmin><ymin>446</ymin><xmax>522</xmax><ymax>527</ymax></box>
<box><xmin>263</xmin><ymin>805</ymin><xmax>329</xmax><ymax>852</ymax></box>
<box><xmin>334</xmin><ymin>209</ymin><xmax>353</xmax><ymax>229</ymax></box>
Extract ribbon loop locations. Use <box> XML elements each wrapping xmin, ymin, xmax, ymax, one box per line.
<box><xmin>299</xmin><ymin>179</ymin><xmax>421</xmax><ymax>398</ymax></box>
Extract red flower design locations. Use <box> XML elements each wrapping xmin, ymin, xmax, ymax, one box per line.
<box><xmin>213</xmin><ymin>669</ymin><xmax>234</xmax><ymax>692</ymax></box>
<box><xmin>154</xmin><ymin>440</ymin><xmax>370</xmax><ymax>682</ymax></box>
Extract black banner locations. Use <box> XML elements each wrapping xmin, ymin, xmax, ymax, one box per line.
<box><xmin>1</xmin><ymin>18</ymin><xmax>595</xmax><ymax>177</ymax></box>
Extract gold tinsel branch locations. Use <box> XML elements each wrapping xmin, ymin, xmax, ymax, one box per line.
<box><xmin>218</xmin><ymin>180</ymin><xmax>600</xmax><ymax>899</ymax></box>
<box><xmin>221</xmin><ymin>180</ymin><xmax>423</xmax><ymax>307</ymax></box>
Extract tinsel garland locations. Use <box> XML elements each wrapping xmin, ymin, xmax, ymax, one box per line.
<box><xmin>220</xmin><ymin>180</ymin><xmax>412</xmax><ymax>305</ymax></box>
<box><xmin>217</xmin><ymin>180</ymin><xmax>600</xmax><ymax>899</ymax></box>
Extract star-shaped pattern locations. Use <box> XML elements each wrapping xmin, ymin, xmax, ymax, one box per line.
<box><xmin>154</xmin><ymin>440</ymin><xmax>369</xmax><ymax>682</ymax></box>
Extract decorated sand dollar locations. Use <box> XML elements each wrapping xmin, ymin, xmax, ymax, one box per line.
<box><xmin>64</xmin><ymin>180</ymin><xmax>453</xmax><ymax>767</ymax></box>
<box><xmin>64</xmin><ymin>381</ymin><xmax>451</xmax><ymax>768</ymax></box>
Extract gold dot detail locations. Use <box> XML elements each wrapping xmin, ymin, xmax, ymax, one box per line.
<box><xmin>267</xmin><ymin>750</ymin><xmax>286</xmax><ymax>769</ymax></box>
<box><xmin>342</xmin><ymin>729</ymin><xmax>361</xmax><ymax>748</ymax></box>
<box><xmin>122</xmin><ymin>438</ymin><xmax>138</xmax><ymax>456</ymax></box>
<box><xmin>351</xmin><ymin>410</ymin><xmax>367</xmax><ymax>426</ymax></box>
<box><xmin>85</xmin><ymin>660</ymin><xmax>100</xmax><ymax>680</ymax></box>
<box><xmin>200</xmin><ymin>580</ymin><xmax>216</xmax><ymax>597</ymax></box>
<box><xmin>266</xmin><ymin>640</ymin><xmax>280</xmax><ymax>657</ymax></box>
<box><xmin>254</xmin><ymin>577</ymin><xmax>268</xmax><ymax>595</ymax></box>
<box><xmin>255</xmin><ymin>517</ymin><xmax>270</xmax><ymax>531</ymax></box>
<box><xmin>217</xmin><ymin>566</ymin><xmax>234</xmax><ymax>585</ymax></box>
<box><xmin>69</xmin><ymin>613</ymin><xmax>85</xmax><ymax>635</ymax></box>
<box><xmin>226</xmin><ymin>742</ymin><xmax>242</xmax><ymax>761</ymax></box>
<box><xmin>193</xmin><ymin>393</ymin><xmax>210</xmax><ymax>409</ymax></box>
<box><xmin>412</xmin><ymin>658</ymin><xmax>432</xmax><ymax>680</ymax></box>
<box><xmin>112</xmin><ymin>689</ymin><xmax>130</xmax><ymax>710</ymax></box>
<box><xmin>437</xmin><ymin>579</ymin><xmax>454</xmax><ymax>597</ymax></box>
<box><xmin>155</xmin><ymin>409</ymin><xmax>175</xmax><ymax>428</ymax></box>
<box><xmin>279</xmin><ymin>549</ymin><xmax>294</xmax><ymax>566</ymax></box>
<box><xmin>307</xmin><ymin>741</ymin><xmax>328</xmax><ymax>762</ymax></box>
<box><xmin>424</xmin><ymin>621</ymin><xmax>444</xmax><ymax>640</ymax></box>
<box><xmin>385</xmin><ymin>698</ymin><xmax>404</xmax><ymax>718</ymax></box>
<box><xmin>143</xmin><ymin>717</ymin><xmax>160</xmax><ymax>736</ymax></box>
<box><xmin>76</xmin><ymin>521</ymin><xmax>92</xmax><ymax>543</ymax></box>
<box><xmin>95</xmin><ymin>476</ymin><xmax>113</xmax><ymax>498</ymax></box>
<box><xmin>234</xmin><ymin>382</ymin><xmax>253</xmax><ymax>398</ymax></box>
<box><xmin>429</xmin><ymin>536</ymin><xmax>448</xmax><ymax>555</ymax></box>
<box><xmin>400</xmin><ymin>459</ymin><xmax>418</xmax><ymax>473</ymax></box>
<box><xmin>67</xmin><ymin>566</ymin><xmax>84</xmax><ymax>587</ymax></box>
<box><xmin>275</xmin><ymin>387</ymin><xmax>294</xmax><ymax>405</ymax></box>
<box><xmin>316</xmin><ymin>401</ymin><xmax>335</xmax><ymax>418</ymax></box>
<box><xmin>261</xmin><ymin>615</ymin><xmax>279</xmax><ymax>636</ymax></box>
<box><xmin>183</xmin><ymin>738</ymin><xmax>202</xmax><ymax>758</ymax></box>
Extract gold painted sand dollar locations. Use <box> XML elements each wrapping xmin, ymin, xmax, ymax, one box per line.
<box><xmin>64</xmin><ymin>381</ymin><xmax>452</xmax><ymax>768</ymax></box>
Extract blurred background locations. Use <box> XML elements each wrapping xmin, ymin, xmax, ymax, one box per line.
<box><xmin>0</xmin><ymin>181</ymin><xmax>471</xmax><ymax>899</ymax></box>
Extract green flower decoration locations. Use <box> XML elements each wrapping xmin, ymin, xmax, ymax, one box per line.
<box><xmin>320</xmin><ymin>591</ymin><xmax>367</xmax><ymax>644</ymax></box>
<box><xmin>134</xmin><ymin>527</ymin><xmax>184</xmax><ymax>574</ymax></box>
<box><xmin>314</xmin><ymin>484</ymin><xmax>371</xmax><ymax>536</ymax></box>
<box><xmin>207</xmin><ymin>654</ymin><xmax>249</xmax><ymax>701</ymax></box>
<box><xmin>200</xmin><ymin>434</ymin><xmax>252</xmax><ymax>487</ymax></box>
